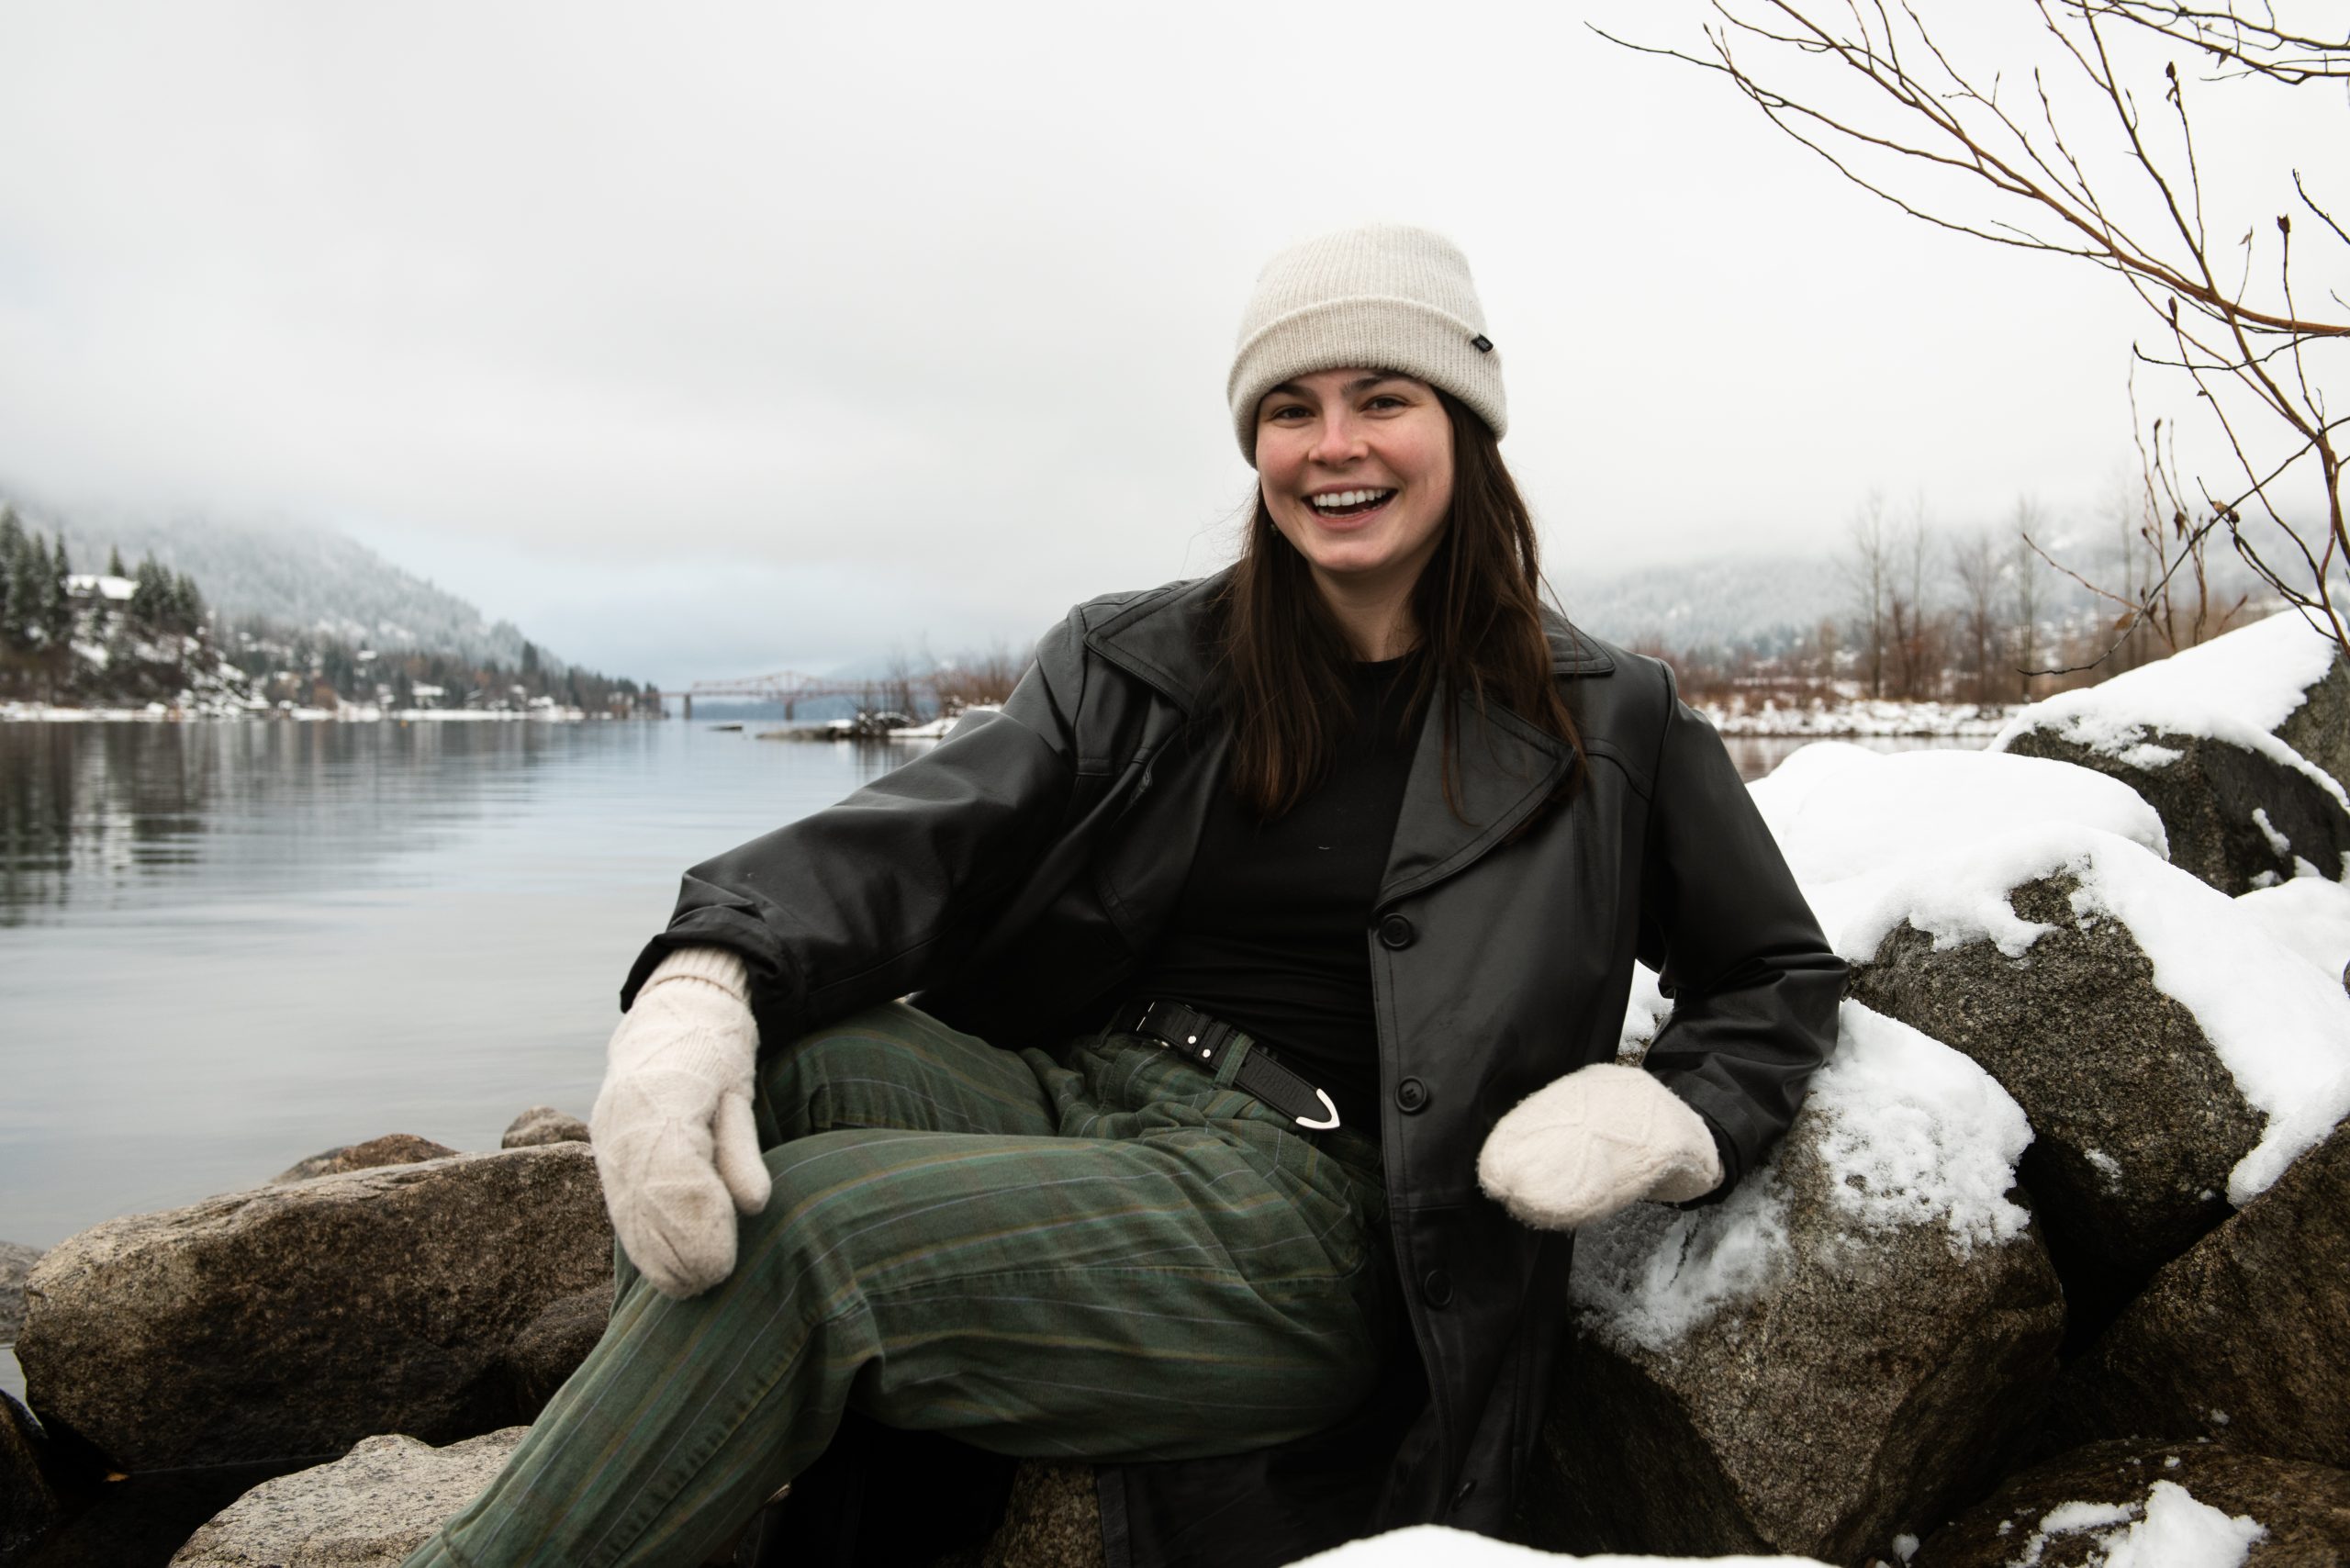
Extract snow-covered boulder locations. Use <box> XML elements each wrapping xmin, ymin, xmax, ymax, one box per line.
<box><xmin>2052</xmin><ymin>1118</ymin><xmax>2350</xmax><ymax>1471</ymax></box>
<box><xmin>1991</xmin><ymin>612</ymin><xmax>2350</xmax><ymax>894</ymax></box>
<box><xmin>1528</xmin><ymin>1004</ymin><xmax>2062</xmax><ymax>1562</ymax></box>
<box><xmin>270</xmin><ymin>1131</ymin><xmax>457</xmax><ymax>1184</ymax></box>
<box><xmin>1747</xmin><ymin>743</ymin><xmax>2171</xmax><ymax>948</ymax></box>
<box><xmin>1750</xmin><ymin>743</ymin><xmax>2171</xmax><ymax>884</ymax></box>
<box><xmin>16</xmin><ymin>1144</ymin><xmax>610</xmax><ymax>1469</ymax></box>
<box><xmin>1908</xmin><ymin>1438</ymin><xmax>2350</xmax><ymax>1567</ymax></box>
<box><xmin>1841</xmin><ymin>823</ymin><xmax>2350</xmax><ymax>1338</ymax></box>
<box><xmin>167</xmin><ymin>1427</ymin><xmax>527</xmax><ymax>1568</ymax></box>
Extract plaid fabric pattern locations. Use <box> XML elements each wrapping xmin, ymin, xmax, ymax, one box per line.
<box><xmin>402</xmin><ymin>1002</ymin><xmax>1393</xmax><ymax>1568</ymax></box>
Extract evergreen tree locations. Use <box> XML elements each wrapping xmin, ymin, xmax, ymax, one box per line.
<box><xmin>130</xmin><ymin>556</ymin><xmax>164</xmax><ymax>628</ymax></box>
<box><xmin>44</xmin><ymin>537</ymin><xmax>73</xmax><ymax>645</ymax></box>
<box><xmin>0</xmin><ymin>507</ymin><xmax>21</xmax><ymax>649</ymax></box>
<box><xmin>107</xmin><ymin>545</ymin><xmax>126</xmax><ymax>578</ymax></box>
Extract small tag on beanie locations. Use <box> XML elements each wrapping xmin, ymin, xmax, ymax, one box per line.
<box><xmin>1470</xmin><ymin>334</ymin><xmax>1494</xmax><ymax>353</ymax></box>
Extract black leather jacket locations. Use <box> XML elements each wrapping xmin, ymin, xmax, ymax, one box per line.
<box><xmin>624</xmin><ymin>570</ymin><xmax>1843</xmax><ymax>1567</ymax></box>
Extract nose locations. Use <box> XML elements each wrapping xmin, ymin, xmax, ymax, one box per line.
<box><xmin>1307</xmin><ymin>408</ymin><xmax>1368</xmax><ymax>467</ymax></box>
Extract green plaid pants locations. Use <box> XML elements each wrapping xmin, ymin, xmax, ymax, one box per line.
<box><xmin>404</xmin><ymin>1002</ymin><xmax>1394</xmax><ymax>1568</ymax></box>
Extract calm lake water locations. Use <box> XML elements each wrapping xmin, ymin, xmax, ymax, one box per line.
<box><xmin>0</xmin><ymin>718</ymin><xmax>1964</xmax><ymax>1405</ymax></box>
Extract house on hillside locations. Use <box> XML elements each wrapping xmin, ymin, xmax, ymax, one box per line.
<box><xmin>64</xmin><ymin>573</ymin><xmax>137</xmax><ymax>604</ymax></box>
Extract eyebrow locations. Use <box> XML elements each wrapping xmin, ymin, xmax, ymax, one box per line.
<box><xmin>1264</xmin><ymin>372</ymin><xmax>1413</xmax><ymax>401</ymax></box>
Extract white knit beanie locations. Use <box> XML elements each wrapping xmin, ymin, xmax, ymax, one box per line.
<box><xmin>1226</xmin><ymin>222</ymin><xmax>1505</xmax><ymax>465</ymax></box>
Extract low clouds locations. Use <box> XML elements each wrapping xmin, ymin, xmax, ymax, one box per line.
<box><xmin>1</xmin><ymin>2</ymin><xmax>2322</xmax><ymax>681</ymax></box>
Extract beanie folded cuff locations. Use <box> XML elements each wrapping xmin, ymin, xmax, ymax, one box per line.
<box><xmin>1227</xmin><ymin>294</ymin><xmax>1506</xmax><ymax>464</ymax></box>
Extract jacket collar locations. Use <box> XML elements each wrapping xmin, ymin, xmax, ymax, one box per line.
<box><xmin>1087</xmin><ymin>569</ymin><xmax>1617</xmax><ymax>905</ymax></box>
<box><xmin>1085</xmin><ymin>567</ymin><xmax>1617</xmax><ymax>714</ymax></box>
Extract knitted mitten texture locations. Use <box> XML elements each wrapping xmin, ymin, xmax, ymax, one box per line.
<box><xmin>590</xmin><ymin>946</ymin><xmax>771</xmax><ymax>1298</ymax></box>
<box><xmin>1476</xmin><ymin>1062</ymin><xmax>1723</xmax><ymax>1231</ymax></box>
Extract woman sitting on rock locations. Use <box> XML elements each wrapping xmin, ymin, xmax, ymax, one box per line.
<box><xmin>404</xmin><ymin>223</ymin><xmax>1842</xmax><ymax>1568</ymax></box>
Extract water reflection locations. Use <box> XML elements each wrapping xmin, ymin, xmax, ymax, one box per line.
<box><xmin>0</xmin><ymin>722</ymin><xmax>936</xmax><ymax>1250</ymax></box>
<box><xmin>0</xmin><ymin>722</ymin><xmax>576</xmax><ymax>925</ymax></box>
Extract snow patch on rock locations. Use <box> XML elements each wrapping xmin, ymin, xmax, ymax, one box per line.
<box><xmin>1573</xmin><ymin>1003</ymin><xmax>2032</xmax><ymax>1350</ymax></box>
<box><xmin>1748</xmin><ymin>743</ymin><xmax>2170</xmax><ymax>955</ymax></box>
<box><xmin>1617</xmin><ymin>963</ymin><xmax>1672</xmax><ymax>1060</ymax></box>
<box><xmin>2235</xmin><ymin>876</ymin><xmax>2350</xmax><ymax>988</ymax></box>
<box><xmin>1990</xmin><ymin>610</ymin><xmax>2348</xmax><ymax>811</ymax></box>
<box><xmin>1810</xmin><ymin>1004</ymin><xmax>2034</xmax><ymax>1252</ymax></box>
<box><xmin>2000</xmin><ymin>1480</ymin><xmax>2264</xmax><ymax>1568</ymax></box>
<box><xmin>1750</xmin><ymin>743</ymin><xmax>2169</xmax><ymax>889</ymax></box>
<box><xmin>1835</xmin><ymin>824</ymin><xmax>2350</xmax><ymax>1204</ymax></box>
<box><xmin>1284</xmin><ymin>1521</ymin><xmax>1833</xmax><ymax>1565</ymax></box>
<box><xmin>1570</xmin><ymin>1166</ymin><xmax>1794</xmax><ymax>1355</ymax></box>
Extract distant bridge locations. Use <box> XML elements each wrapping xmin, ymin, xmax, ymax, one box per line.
<box><xmin>674</xmin><ymin>670</ymin><xmax>968</xmax><ymax>721</ymax></box>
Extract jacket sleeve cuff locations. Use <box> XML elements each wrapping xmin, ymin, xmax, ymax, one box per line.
<box><xmin>1669</xmin><ymin>1112</ymin><xmax>1741</xmax><ymax>1211</ymax></box>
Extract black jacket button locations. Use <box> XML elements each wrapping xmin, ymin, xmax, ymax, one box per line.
<box><xmin>1421</xmin><ymin>1269</ymin><xmax>1454</xmax><ymax>1307</ymax></box>
<box><xmin>1378</xmin><ymin>913</ymin><xmax>1416</xmax><ymax>950</ymax></box>
<box><xmin>1395</xmin><ymin>1077</ymin><xmax>1429</xmax><ymax>1114</ymax></box>
<box><xmin>1450</xmin><ymin>1479</ymin><xmax>1478</xmax><ymax>1510</ymax></box>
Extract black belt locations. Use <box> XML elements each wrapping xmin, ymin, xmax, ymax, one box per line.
<box><xmin>1108</xmin><ymin>999</ymin><xmax>1342</xmax><ymax>1132</ymax></box>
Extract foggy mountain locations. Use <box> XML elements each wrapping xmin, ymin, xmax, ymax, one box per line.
<box><xmin>10</xmin><ymin>493</ymin><xmax>534</xmax><ymax>669</ymax></box>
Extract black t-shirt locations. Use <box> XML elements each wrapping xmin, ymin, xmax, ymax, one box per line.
<box><xmin>1119</xmin><ymin>653</ymin><xmax>1422</xmax><ymax>1135</ymax></box>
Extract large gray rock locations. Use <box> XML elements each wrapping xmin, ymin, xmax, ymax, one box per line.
<box><xmin>499</xmin><ymin>1282</ymin><xmax>612</xmax><ymax>1413</ymax></box>
<box><xmin>1992</xmin><ymin>612</ymin><xmax>2350</xmax><ymax>894</ymax></box>
<box><xmin>2</xmin><ymin>1390</ymin><xmax>62</xmax><ymax>1565</ymax></box>
<box><xmin>2052</xmin><ymin>1120</ymin><xmax>2350</xmax><ymax>1470</ymax></box>
<box><xmin>1848</xmin><ymin>872</ymin><xmax>2264</xmax><ymax>1336</ymax></box>
<box><xmin>1910</xmin><ymin>1439</ymin><xmax>2350</xmax><ymax>1567</ymax></box>
<box><xmin>1524</xmin><ymin>1004</ymin><xmax>2064</xmax><ymax>1562</ymax></box>
<box><xmin>1999</xmin><ymin>723</ymin><xmax>2350</xmax><ymax>894</ymax></box>
<box><xmin>2275</xmin><ymin>631</ymin><xmax>2350</xmax><ymax>800</ymax></box>
<box><xmin>0</xmin><ymin>1241</ymin><xmax>41</xmax><ymax>1342</ymax></box>
<box><xmin>272</xmin><ymin>1132</ymin><xmax>457</xmax><ymax>1184</ymax></box>
<box><xmin>167</xmin><ymin>1427</ymin><xmax>526</xmax><ymax>1567</ymax></box>
<box><xmin>500</xmin><ymin>1105</ymin><xmax>589</xmax><ymax>1148</ymax></box>
<box><xmin>167</xmin><ymin>1437</ymin><xmax>1098</xmax><ymax>1568</ymax></box>
<box><xmin>17</xmin><ymin>1144</ymin><xmax>611</xmax><ymax>1469</ymax></box>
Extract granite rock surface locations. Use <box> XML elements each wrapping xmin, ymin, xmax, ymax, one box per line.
<box><xmin>17</xmin><ymin>1145</ymin><xmax>611</xmax><ymax>1470</ymax></box>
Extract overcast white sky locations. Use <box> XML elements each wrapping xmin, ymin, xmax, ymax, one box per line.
<box><xmin>1</xmin><ymin>3</ymin><xmax>2335</xmax><ymax>684</ymax></box>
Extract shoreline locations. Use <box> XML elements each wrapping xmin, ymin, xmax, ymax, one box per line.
<box><xmin>1</xmin><ymin>704</ymin><xmax>622</xmax><ymax>724</ymax></box>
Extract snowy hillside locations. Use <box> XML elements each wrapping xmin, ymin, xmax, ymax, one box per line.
<box><xmin>17</xmin><ymin>497</ymin><xmax>530</xmax><ymax>667</ymax></box>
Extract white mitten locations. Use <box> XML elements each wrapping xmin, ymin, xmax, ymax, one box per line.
<box><xmin>1476</xmin><ymin>1062</ymin><xmax>1723</xmax><ymax>1231</ymax></box>
<box><xmin>590</xmin><ymin>946</ymin><xmax>772</xmax><ymax>1299</ymax></box>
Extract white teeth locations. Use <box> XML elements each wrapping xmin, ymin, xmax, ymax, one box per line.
<box><xmin>1309</xmin><ymin>488</ymin><xmax>1393</xmax><ymax>511</ymax></box>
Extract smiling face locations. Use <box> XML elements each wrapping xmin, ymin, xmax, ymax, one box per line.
<box><xmin>1252</xmin><ymin>367</ymin><xmax>1455</xmax><ymax>619</ymax></box>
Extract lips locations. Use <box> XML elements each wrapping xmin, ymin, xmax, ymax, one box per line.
<box><xmin>1305</xmin><ymin>487</ymin><xmax>1396</xmax><ymax>521</ymax></box>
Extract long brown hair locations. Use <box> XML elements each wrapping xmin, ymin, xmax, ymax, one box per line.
<box><xmin>1213</xmin><ymin>388</ymin><xmax>1583</xmax><ymax>818</ymax></box>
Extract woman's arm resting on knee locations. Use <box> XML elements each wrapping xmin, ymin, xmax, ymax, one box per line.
<box><xmin>591</xmin><ymin>945</ymin><xmax>771</xmax><ymax>1299</ymax></box>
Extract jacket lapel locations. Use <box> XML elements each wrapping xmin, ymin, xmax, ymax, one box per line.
<box><xmin>1088</xmin><ymin>573</ymin><xmax>1618</xmax><ymax>908</ymax></box>
<box><xmin>1377</xmin><ymin>612</ymin><xmax>1615</xmax><ymax>906</ymax></box>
